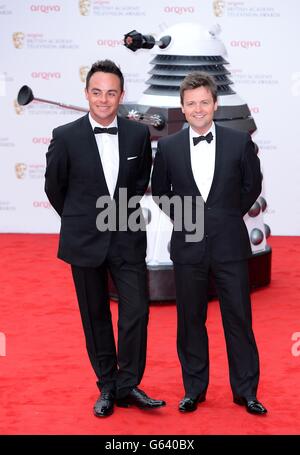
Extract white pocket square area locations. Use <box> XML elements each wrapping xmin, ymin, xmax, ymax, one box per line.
<box><xmin>127</xmin><ymin>156</ymin><xmax>138</xmax><ymax>160</ymax></box>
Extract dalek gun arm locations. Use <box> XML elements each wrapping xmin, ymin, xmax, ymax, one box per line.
<box><xmin>17</xmin><ymin>85</ymin><xmax>88</xmax><ymax>113</ymax></box>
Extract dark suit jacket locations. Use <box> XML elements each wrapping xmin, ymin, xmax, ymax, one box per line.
<box><xmin>45</xmin><ymin>114</ymin><xmax>152</xmax><ymax>267</ymax></box>
<box><xmin>151</xmin><ymin>123</ymin><xmax>262</xmax><ymax>264</ymax></box>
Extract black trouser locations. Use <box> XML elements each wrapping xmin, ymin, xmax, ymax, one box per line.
<box><xmin>71</xmin><ymin>252</ymin><xmax>149</xmax><ymax>399</ymax></box>
<box><xmin>174</xmin><ymin>254</ymin><xmax>260</xmax><ymax>400</ymax></box>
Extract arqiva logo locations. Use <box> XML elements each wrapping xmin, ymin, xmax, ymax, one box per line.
<box><xmin>33</xmin><ymin>201</ymin><xmax>51</xmax><ymax>208</ymax></box>
<box><xmin>30</xmin><ymin>4</ymin><xmax>61</xmax><ymax>13</ymax></box>
<box><xmin>230</xmin><ymin>40</ymin><xmax>261</xmax><ymax>49</ymax></box>
<box><xmin>32</xmin><ymin>137</ymin><xmax>51</xmax><ymax>145</ymax></box>
<box><xmin>97</xmin><ymin>39</ymin><xmax>123</xmax><ymax>47</ymax></box>
<box><xmin>164</xmin><ymin>6</ymin><xmax>195</xmax><ymax>14</ymax></box>
<box><xmin>31</xmin><ymin>72</ymin><xmax>61</xmax><ymax>80</ymax></box>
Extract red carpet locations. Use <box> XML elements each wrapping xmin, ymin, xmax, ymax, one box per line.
<box><xmin>0</xmin><ymin>234</ymin><xmax>300</xmax><ymax>435</ymax></box>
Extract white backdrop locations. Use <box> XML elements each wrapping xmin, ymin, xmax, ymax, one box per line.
<box><xmin>1</xmin><ymin>0</ymin><xmax>300</xmax><ymax>235</ymax></box>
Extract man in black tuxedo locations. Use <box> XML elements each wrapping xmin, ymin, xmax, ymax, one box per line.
<box><xmin>45</xmin><ymin>60</ymin><xmax>165</xmax><ymax>417</ymax></box>
<box><xmin>151</xmin><ymin>72</ymin><xmax>267</xmax><ymax>415</ymax></box>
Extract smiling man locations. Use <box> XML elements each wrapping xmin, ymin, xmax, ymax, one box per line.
<box><xmin>151</xmin><ymin>72</ymin><xmax>267</xmax><ymax>415</ymax></box>
<box><xmin>45</xmin><ymin>60</ymin><xmax>165</xmax><ymax>417</ymax></box>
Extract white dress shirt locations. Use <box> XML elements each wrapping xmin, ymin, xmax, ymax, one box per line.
<box><xmin>89</xmin><ymin>113</ymin><xmax>119</xmax><ymax>198</ymax></box>
<box><xmin>189</xmin><ymin>122</ymin><xmax>216</xmax><ymax>202</ymax></box>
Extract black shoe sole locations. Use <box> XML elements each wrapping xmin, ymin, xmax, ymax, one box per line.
<box><xmin>179</xmin><ymin>406</ymin><xmax>198</xmax><ymax>413</ymax></box>
<box><xmin>247</xmin><ymin>408</ymin><xmax>267</xmax><ymax>415</ymax></box>
<box><xmin>116</xmin><ymin>400</ymin><xmax>166</xmax><ymax>409</ymax></box>
<box><xmin>178</xmin><ymin>395</ymin><xmax>206</xmax><ymax>413</ymax></box>
<box><xmin>93</xmin><ymin>409</ymin><xmax>114</xmax><ymax>417</ymax></box>
<box><xmin>233</xmin><ymin>398</ymin><xmax>267</xmax><ymax>415</ymax></box>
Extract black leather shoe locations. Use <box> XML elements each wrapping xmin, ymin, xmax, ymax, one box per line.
<box><xmin>233</xmin><ymin>396</ymin><xmax>267</xmax><ymax>415</ymax></box>
<box><xmin>93</xmin><ymin>391</ymin><xmax>115</xmax><ymax>417</ymax></box>
<box><xmin>179</xmin><ymin>393</ymin><xmax>206</xmax><ymax>413</ymax></box>
<box><xmin>116</xmin><ymin>387</ymin><xmax>166</xmax><ymax>409</ymax></box>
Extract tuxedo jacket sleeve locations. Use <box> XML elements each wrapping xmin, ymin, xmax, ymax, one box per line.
<box><xmin>135</xmin><ymin>130</ymin><xmax>152</xmax><ymax>197</ymax></box>
<box><xmin>45</xmin><ymin>129</ymin><xmax>69</xmax><ymax>216</ymax></box>
<box><xmin>240</xmin><ymin>137</ymin><xmax>262</xmax><ymax>216</ymax></box>
<box><xmin>151</xmin><ymin>141</ymin><xmax>176</xmax><ymax>220</ymax></box>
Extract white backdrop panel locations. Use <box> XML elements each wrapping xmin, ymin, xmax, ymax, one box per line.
<box><xmin>1</xmin><ymin>0</ymin><xmax>299</xmax><ymax>234</ymax></box>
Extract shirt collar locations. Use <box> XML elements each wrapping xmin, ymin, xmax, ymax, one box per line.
<box><xmin>190</xmin><ymin>122</ymin><xmax>215</xmax><ymax>142</ymax></box>
<box><xmin>88</xmin><ymin>113</ymin><xmax>118</xmax><ymax>131</ymax></box>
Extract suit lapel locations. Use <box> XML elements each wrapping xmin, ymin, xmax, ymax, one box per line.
<box><xmin>206</xmin><ymin>123</ymin><xmax>222</xmax><ymax>204</ymax></box>
<box><xmin>181</xmin><ymin>127</ymin><xmax>201</xmax><ymax>196</ymax></box>
<box><xmin>79</xmin><ymin>114</ymin><xmax>110</xmax><ymax>194</ymax></box>
<box><xmin>114</xmin><ymin>116</ymin><xmax>127</xmax><ymax>199</ymax></box>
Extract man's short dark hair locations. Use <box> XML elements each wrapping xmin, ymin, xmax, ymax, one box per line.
<box><xmin>180</xmin><ymin>72</ymin><xmax>217</xmax><ymax>104</ymax></box>
<box><xmin>86</xmin><ymin>59</ymin><xmax>124</xmax><ymax>92</ymax></box>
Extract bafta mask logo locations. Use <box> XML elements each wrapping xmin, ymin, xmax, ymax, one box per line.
<box><xmin>79</xmin><ymin>65</ymin><xmax>89</xmax><ymax>83</ymax></box>
<box><xmin>15</xmin><ymin>163</ymin><xmax>27</xmax><ymax>179</ymax></box>
<box><xmin>14</xmin><ymin>99</ymin><xmax>24</xmax><ymax>115</ymax></box>
<box><xmin>79</xmin><ymin>0</ymin><xmax>91</xmax><ymax>16</ymax></box>
<box><xmin>213</xmin><ymin>0</ymin><xmax>225</xmax><ymax>17</ymax></box>
<box><xmin>12</xmin><ymin>32</ymin><xmax>25</xmax><ymax>49</ymax></box>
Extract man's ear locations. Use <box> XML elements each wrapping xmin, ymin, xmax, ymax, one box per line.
<box><xmin>120</xmin><ymin>90</ymin><xmax>125</xmax><ymax>104</ymax></box>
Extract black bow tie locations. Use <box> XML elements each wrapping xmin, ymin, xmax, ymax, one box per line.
<box><xmin>193</xmin><ymin>132</ymin><xmax>213</xmax><ymax>146</ymax></box>
<box><xmin>94</xmin><ymin>126</ymin><xmax>118</xmax><ymax>135</ymax></box>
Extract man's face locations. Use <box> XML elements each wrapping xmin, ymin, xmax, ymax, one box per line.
<box><xmin>85</xmin><ymin>72</ymin><xmax>124</xmax><ymax>126</ymax></box>
<box><xmin>181</xmin><ymin>86</ymin><xmax>218</xmax><ymax>135</ymax></box>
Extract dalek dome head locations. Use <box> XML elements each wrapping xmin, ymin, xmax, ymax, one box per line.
<box><xmin>154</xmin><ymin>22</ymin><xmax>226</xmax><ymax>57</ymax></box>
<box><xmin>138</xmin><ymin>22</ymin><xmax>246</xmax><ymax>113</ymax></box>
